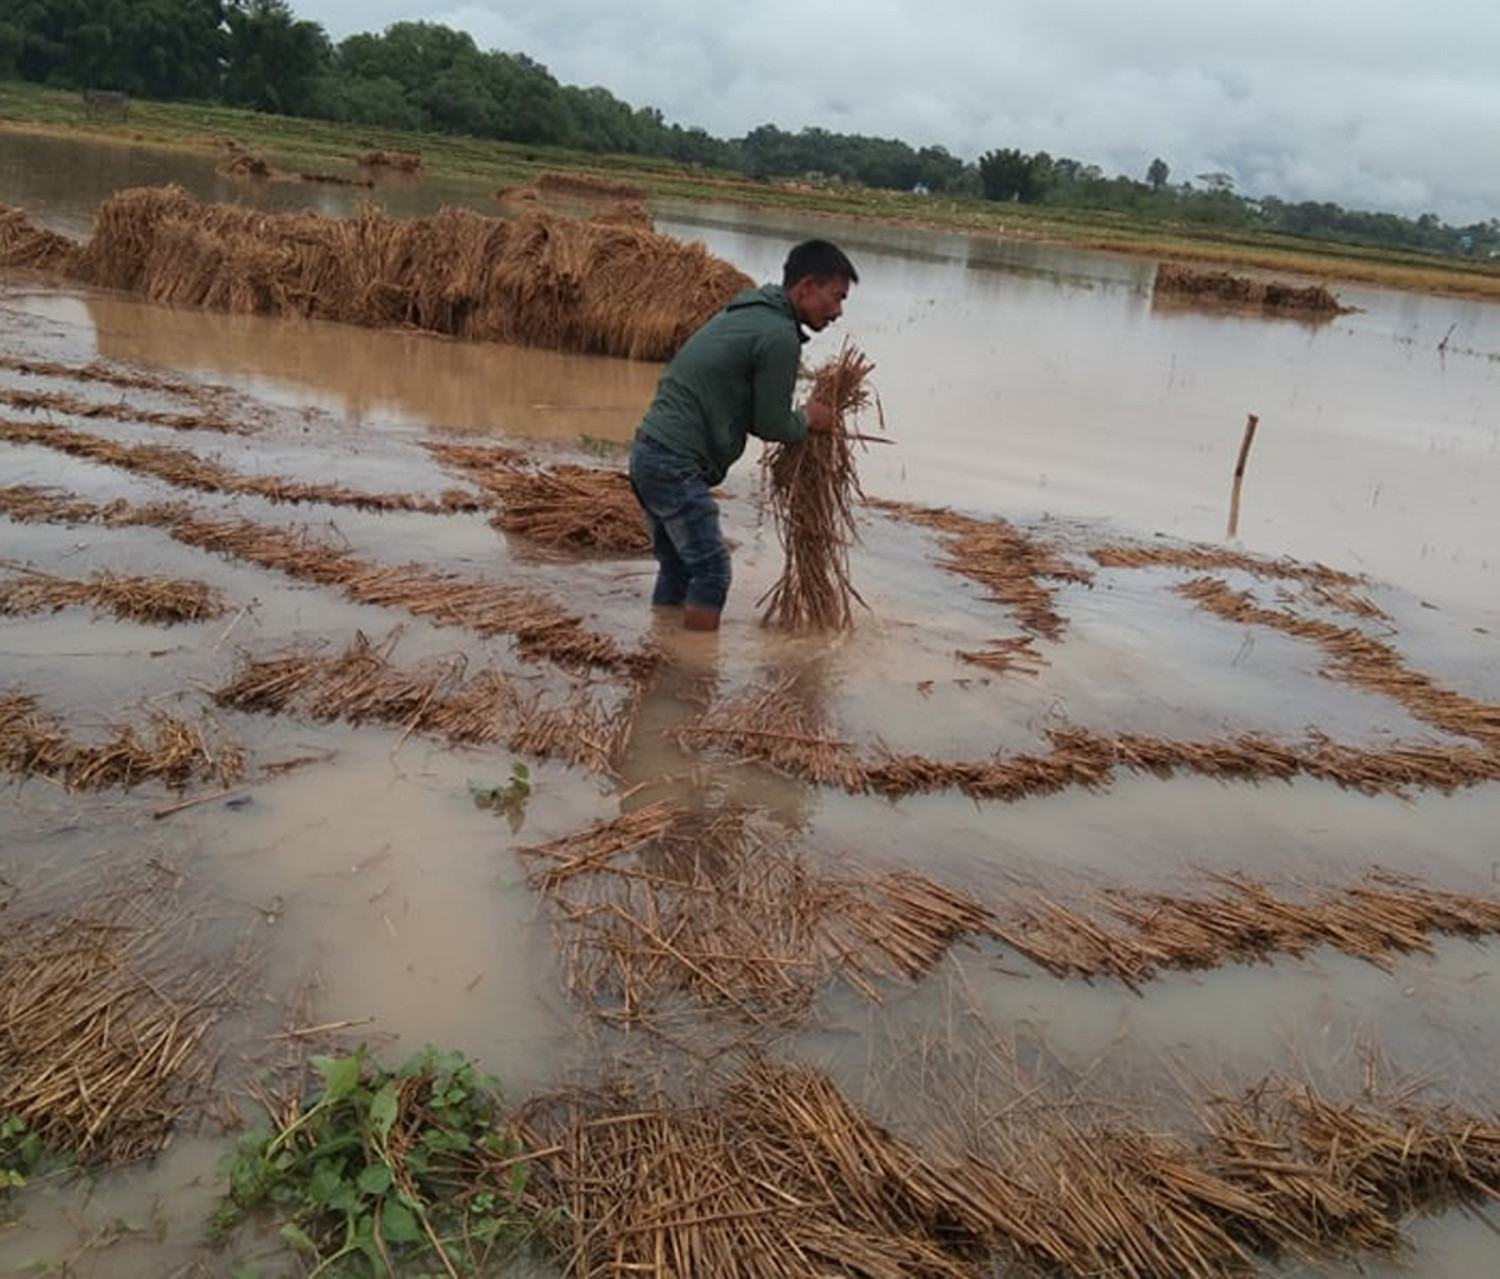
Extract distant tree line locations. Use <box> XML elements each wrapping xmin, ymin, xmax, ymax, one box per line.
<box><xmin>3</xmin><ymin>0</ymin><xmax>1496</xmax><ymax>261</ymax></box>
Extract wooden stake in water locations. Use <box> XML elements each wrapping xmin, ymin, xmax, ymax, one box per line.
<box><xmin>1226</xmin><ymin>412</ymin><xmax>1259</xmax><ymax>538</ymax></box>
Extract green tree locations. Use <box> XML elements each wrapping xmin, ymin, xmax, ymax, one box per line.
<box><xmin>311</xmin><ymin>72</ymin><xmax>420</xmax><ymax>129</ymax></box>
<box><xmin>478</xmin><ymin>51</ymin><xmax>567</xmax><ymax>144</ymax></box>
<box><xmin>223</xmin><ymin>0</ymin><xmax>330</xmax><ymax>114</ymax></box>
<box><xmin>560</xmin><ymin>83</ymin><xmax>646</xmax><ymax>152</ymax></box>
<box><xmin>1147</xmin><ymin>156</ymin><xmax>1169</xmax><ymax>190</ymax></box>
<box><xmin>333</xmin><ymin>21</ymin><xmax>477</xmax><ymax>107</ymax></box>
<box><xmin>7</xmin><ymin>0</ymin><xmax>224</xmax><ymax>97</ymax></box>
<box><xmin>0</xmin><ymin>22</ymin><xmax>21</xmax><ymax>77</ymax></box>
<box><xmin>978</xmin><ymin>147</ymin><xmax>1048</xmax><ymax>202</ymax></box>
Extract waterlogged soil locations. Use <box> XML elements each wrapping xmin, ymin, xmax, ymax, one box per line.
<box><xmin>3</xmin><ymin>132</ymin><xmax>1500</xmax><ymax>1276</ymax></box>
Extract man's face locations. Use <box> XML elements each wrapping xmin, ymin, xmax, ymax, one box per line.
<box><xmin>789</xmin><ymin>275</ymin><xmax>850</xmax><ymax>331</ymax></box>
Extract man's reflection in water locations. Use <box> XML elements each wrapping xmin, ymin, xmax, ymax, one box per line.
<box><xmin>614</xmin><ymin>612</ymin><xmax>820</xmax><ymax>847</ymax></box>
<box><xmin>615</xmin><ymin>609</ymin><xmax>720</xmax><ymax>818</ymax></box>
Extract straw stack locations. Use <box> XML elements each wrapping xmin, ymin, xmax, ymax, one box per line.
<box><xmin>45</xmin><ymin>186</ymin><xmax>752</xmax><ymax>360</ymax></box>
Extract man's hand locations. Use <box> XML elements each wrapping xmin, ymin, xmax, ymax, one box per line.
<box><xmin>802</xmin><ymin>400</ymin><xmax>834</xmax><ymax>433</ymax></box>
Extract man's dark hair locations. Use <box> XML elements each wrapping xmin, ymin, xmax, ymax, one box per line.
<box><xmin>782</xmin><ymin>239</ymin><xmax>858</xmax><ymax>288</ymax></box>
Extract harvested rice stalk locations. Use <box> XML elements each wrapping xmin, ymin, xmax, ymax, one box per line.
<box><xmin>759</xmin><ymin>341</ymin><xmax>878</xmax><ymax>631</ymax></box>
<box><xmin>0</xmin><ymin>486</ymin><xmax>647</xmax><ymax>675</ymax></box>
<box><xmin>0</xmin><ymin>418</ymin><xmax>479</xmax><ymax>513</ymax></box>
<box><xmin>36</xmin><ymin>186</ymin><xmax>753</xmax><ymax>360</ymax></box>
<box><xmin>526</xmin><ymin>1057</ymin><xmax>1495</xmax><ymax>1279</ymax></box>
<box><xmin>0</xmin><ymin>691</ymin><xmax>243</xmax><ymax>792</ymax></box>
<box><xmin>1091</xmin><ymin>539</ymin><xmax>1366</xmax><ymax>590</ymax></box>
<box><xmin>517</xmin><ymin>1062</ymin><xmax>981</xmax><ymax>1279</ymax></box>
<box><xmin>214</xmin><ymin>632</ymin><xmax>633</xmax><ymax>773</ymax></box>
<box><xmin>474</xmin><ymin>458</ymin><xmax>649</xmax><ymax>552</ymax></box>
<box><xmin>537</xmin><ymin>170</ymin><xmax>647</xmax><ymax>201</ymax></box>
<box><xmin>672</xmin><ymin>672</ymin><xmax>866</xmax><ymax>790</ymax></box>
<box><xmin>357</xmin><ymin>149</ymin><xmax>422</xmax><ymax>171</ymax></box>
<box><xmin>956</xmin><ymin>635</ymin><xmax>1048</xmax><ymax>676</ymax></box>
<box><xmin>1154</xmin><ymin>263</ymin><xmax>1351</xmax><ymax>317</ymax></box>
<box><xmin>0</xmin><ymin>204</ymin><xmax>82</xmax><ymax>273</ymax></box>
<box><xmin>1178</xmin><ymin>575</ymin><xmax>1500</xmax><ymax>749</ymax></box>
<box><xmin>869</xmin><ymin>497</ymin><xmax>1090</xmax><ymax>639</ymax></box>
<box><xmin>0</xmin><ymin>567</ymin><xmax>226</xmax><ymax>624</ymax></box>
<box><xmin>0</xmin><ymin>386</ymin><xmax>253</xmax><ymax>434</ymax></box>
<box><xmin>0</xmin><ymin>879</ymin><xmax>241</xmax><ymax>1165</ymax></box>
<box><xmin>515</xmin><ymin>804</ymin><xmax>999</xmax><ymax>1028</ymax></box>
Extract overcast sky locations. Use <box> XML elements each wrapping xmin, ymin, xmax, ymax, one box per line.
<box><xmin>294</xmin><ymin>0</ymin><xmax>1499</xmax><ymax>226</ymax></box>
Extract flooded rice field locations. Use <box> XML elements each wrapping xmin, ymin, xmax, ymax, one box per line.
<box><xmin>3</xmin><ymin>130</ymin><xmax>1500</xmax><ymax>1276</ymax></box>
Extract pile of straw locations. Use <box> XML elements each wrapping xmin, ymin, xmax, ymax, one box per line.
<box><xmin>672</xmin><ymin>671</ymin><xmax>866</xmax><ymax>790</ymax></box>
<box><xmin>674</xmin><ymin>672</ymin><xmax>1500</xmax><ymax>801</ymax></box>
<box><xmin>0</xmin><ymin>691</ymin><xmax>244</xmax><ymax>792</ymax></box>
<box><xmin>218</xmin><ymin>150</ymin><xmax>270</xmax><ymax>180</ymax></box>
<box><xmin>517</xmin><ymin>1058</ymin><xmax>983</xmax><ymax>1279</ymax></box>
<box><xmin>0</xmin><ymin>204</ymin><xmax>84</xmax><ymax>274</ymax></box>
<box><xmin>759</xmin><ymin>342</ymin><xmax>879</xmax><ymax>631</ymax></box>
<box><xmin>536</xmin><ymin>170</ymin><xmax>647</xmax><ymax>201</ymax></box>
<box><xmin>214</xmin><ymin>632</ymin><xmax>636</xmax><ymax>773</ymax></box>
<box><xmin>490</xmin><ymin>463</ymin><xmax>647</xmax><ymax>552</ymax></box>
<box><xmin>494</xmin><ymin>184</ymin><xmax>543</xmax><ymax>207</ymax></box>
<box><xmin>0</xmin><ymin>417</ymin><xmax>480</xmax><ymax>513</ymax></box>
<box><xmin>518</xmin><ymin>1053</ymin><xmax>1500</xmax><ymax>1278</ymax></box>
<box><xmin>515</xmin><ymin>802</ymin><xmax>998</xmax><ymax>1031</ymax></box>
<box><xmin>0</xmin><ymin>384</ymin><xmax>252</xmax><ymax>434</ymax></box>
<box><xmin>0</xmin><ymin>486</ymin><xmax>644</xmax><ymax>674</ymax></box>
<box><xmin>872</xmin><ymin>498</ymin><xmax>1091</xmax><ymax>640</ymax></box>
<box><xmin>975</xmin><ymin>870</ymin><xmax>1500</xmax><ymax>989</ymax></box>
<box><xmin>0</xmin><ymin>567</ymin><xmax>226</xmax><ymax>624</ymax></box>
<box><xmin>1178</xmin><ymin>575</ymin><xmax>1500</xmax><ymax>749</ymax></box>
<box><xmin>1091</xmin><ymin>540</ymin><xmax>1365</xmax><ymax>589</ymax></box>
<box><xmin>428</xmin><ymin>440</ymin><xmax>647</xmax><ymax>550</ymax></box>
<box><xmin>0</xmin><ymin>885</ymin><xmax>233</xmax><ymax>1165</ymax></box>
<box><xmin>358</xmin><ymin>149</ymin><xmax>422</xmax><ymax>172</ymax></box>
<box><xmin>0</xmin><ymin>482</ymin><xmax>153</xmax><ymax>526</ymax></box>
<box><xmin>5</xmin><ymin>185</ymin><xmax>754</xmax><ymax>360</ymax></box>
<box><xmin>588</xmin><ymin>200</ymin><xmax>654</xmax><ymax>230</ymax></box>
<box><xmin>1154</xmin><ymin>263</ymin><xmax>1352</xmax><ymax>317</ymax></box>
<box><xmin>0</xmin><ymin>351</ymin><xmax>255</xmax><ymax>415</ymax></box>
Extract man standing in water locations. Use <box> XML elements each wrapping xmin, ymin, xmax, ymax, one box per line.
<box><xmin>628</xmin><ymin>239</ymin><xmax>858</xmax><ymax>631</ymax></box>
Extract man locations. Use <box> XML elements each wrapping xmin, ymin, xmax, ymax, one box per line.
<box><xmin>628</xmin><ymin>238</ymin><xmax>858</xmax><ymax>631</ymax></box>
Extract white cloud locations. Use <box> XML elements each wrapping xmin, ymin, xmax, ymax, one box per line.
<box><xmin>296</xmin><ymin>0</ymin><xmax>1500</xmax><ymax>224</ymax></box>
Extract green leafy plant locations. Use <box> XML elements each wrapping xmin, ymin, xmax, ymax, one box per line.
<box><xmin>215</xmin><ymin>1048</ymin><xmax>535</xmax><ymax>1276</ymax></box>
<box><xmin>468</xmin><ymin>761</ymin><xmax>531</xmax><ymax>833</ymax></box>
<box><xmin>578</xmin><ymin>435</ymin><xmax>624</xmax><ymax>459</ymax></box>
<box><xmin>1</xmin><ymin>1114</ymin><xmax>44</xmax><ymax>1193</ymax></box>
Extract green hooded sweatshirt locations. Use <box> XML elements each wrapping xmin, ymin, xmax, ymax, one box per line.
<box><xmin>636</xmin><ymin>283</ymin><xmax>809</xmax><ymax>485</ymax></box>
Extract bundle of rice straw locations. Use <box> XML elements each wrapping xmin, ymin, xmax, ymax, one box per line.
<box><xmin>759</xmin><ymin>341</ymin><xmax>880</xmax><ymax>631</ymax></box>
<box><xmin>0</xmin><ymin>205</ymin><xmax>82</xmax><ymax>273</ymax></box>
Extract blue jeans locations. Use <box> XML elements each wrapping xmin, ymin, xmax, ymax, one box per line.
<box><xmin>628</xmin><ymin>436</ymin><xmax>731</xmax><ymax>611</ymax></box>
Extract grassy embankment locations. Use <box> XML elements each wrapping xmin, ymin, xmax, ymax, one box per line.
<box><xmin>5</xmin><ymin>80</ymin><xmax>1500</xmax><ymax>302</ymax></box>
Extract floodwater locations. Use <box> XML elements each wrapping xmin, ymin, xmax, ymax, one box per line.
<box><xmin>3</xmin><ymin>129</ymin><xmax>1500</xmax><ymax>1276</ymax></box>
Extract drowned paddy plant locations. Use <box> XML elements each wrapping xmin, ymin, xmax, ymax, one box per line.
<box><xmin>469</xmin><ymin>760</ymin><xmax>532</xmax><ymax>833</ymax></box>
<box><xmin>1</xmin><ymin>1114</ymin><xmax>45</xmax><ymax>1194</ymax></box>
<box><xmin>216</xmin><ymin>1047</ymin><xmax>538</xmax><ymax>1278</ymax></box>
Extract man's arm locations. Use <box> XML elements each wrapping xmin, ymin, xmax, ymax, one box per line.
<box><xmin>747</xmin><ymin>331</ymin><xmax>810</xmax><ymax>443</ymax></box>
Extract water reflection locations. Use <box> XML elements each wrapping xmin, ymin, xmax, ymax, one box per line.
<box><xmin>5</xmin><ymin>130</ymin><xmax>1500</xmax><ymax>1278</ymax></box>
<box><xmin>5</xmin><ymin>122</ymin><xmax>1500</xmax><ymax>614</ymax></box>
<box><xmin>83</xmin><ymin>292</ymin><xmax>660</xmax><ymax>441</ymax></box>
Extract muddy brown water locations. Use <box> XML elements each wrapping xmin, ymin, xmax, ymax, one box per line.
<box><xmin>3</xmin><ymin>130</ymin><xmax>1500</xmax><ymax>1275</ymax></box>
